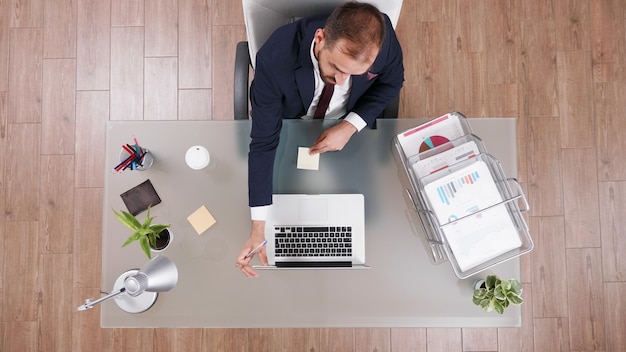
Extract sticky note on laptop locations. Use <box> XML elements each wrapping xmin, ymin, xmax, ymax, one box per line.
<box><xmin>187</xmin><ymin>205</ymin><xmax>216</xmax><ymax>235</ymax></box>
<box><xmin>297</xmin><ymin>147</ymin><xmax>319</xmax><ymax>170</ymax></box>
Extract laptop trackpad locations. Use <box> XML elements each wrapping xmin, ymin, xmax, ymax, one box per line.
<box><xmin>299</xmin><ymin>198</ymin><xmax>328</xmax><ymax>222</ymax></box>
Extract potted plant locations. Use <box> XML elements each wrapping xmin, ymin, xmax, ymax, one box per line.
<box><xmin>114</xmin><ymin>207</ymin><xmax>171</xmax><ymax>259</ymax></box>
<box><xmin>472</xmin><ymin>275</ymin><xmax>523</xmax><ymax>314</ymax></box>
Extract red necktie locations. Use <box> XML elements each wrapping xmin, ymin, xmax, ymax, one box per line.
<box><xmin>313</xmin><ymin>83</ymin><xmax>335</xmax><ymax>119</ymax></box>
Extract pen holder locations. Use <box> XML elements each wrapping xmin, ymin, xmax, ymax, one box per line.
<box><xmin>117</xmin><ymin>144</ymin><xmax>154</xmax><ymax>172</ymax></box>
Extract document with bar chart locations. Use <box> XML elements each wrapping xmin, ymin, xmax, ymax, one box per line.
<box><xmin>423</xmin><ymin>160</ymin><xmax>522</xmax><ymax>271</ymax></box>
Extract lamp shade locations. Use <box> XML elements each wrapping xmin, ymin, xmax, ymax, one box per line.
<box><xmin>124</xmin><ymin>255</ymin><xmax>178</xmax><ymax>296</ymax></box>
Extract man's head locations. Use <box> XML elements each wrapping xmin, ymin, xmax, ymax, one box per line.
<box><xmin>314</xmin><ymin>1</ymin><xmax>386</xmax><ymax>85</ymax></box>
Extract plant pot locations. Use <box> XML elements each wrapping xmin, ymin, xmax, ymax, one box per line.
<box><xmin>150</xmin><ymin>228</ymin><xmax>172</xmax><ymax>252</ymax></box>
<box><xmin>473</xmin><ymin>279</ymin><xmax>486</xmax><ymax>291</ymax></box>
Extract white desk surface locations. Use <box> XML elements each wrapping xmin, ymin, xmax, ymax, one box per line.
<box><xmin>101</xmin><ymin>118</ymin><xmax>521</xmax><ymax>328</ymax></box>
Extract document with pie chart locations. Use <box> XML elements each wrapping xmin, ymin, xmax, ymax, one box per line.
<box><xmin>396</xmin><ymin>113</ymin><xmax>467</xmax><ymax>160</ymax></box>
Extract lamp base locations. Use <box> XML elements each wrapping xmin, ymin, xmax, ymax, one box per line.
<box><xmin>113</xmin><ymin>269</ymin><xmax>158</xmax><ymax>313</ymax></box>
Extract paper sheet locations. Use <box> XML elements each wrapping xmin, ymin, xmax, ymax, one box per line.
<box><xmin>187</xmin><ymin>205</ymin><xmax>217</xmax><ymax>235</ymax></box>
<box><xmin>297</xmin><ymin>147</ymin><xmax>319</xmax><ymax>170</ymax></box>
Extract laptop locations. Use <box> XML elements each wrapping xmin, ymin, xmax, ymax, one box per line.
<box><xmin>254</xmin><ymin>194</ymin><xmax>369</xmax><ymax>269</ymax></box>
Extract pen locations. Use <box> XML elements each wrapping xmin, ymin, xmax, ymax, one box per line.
<box><xmin>244</xmin><ymin>240</ymin><xmax>267</xmax><ymax>259</ymax></box>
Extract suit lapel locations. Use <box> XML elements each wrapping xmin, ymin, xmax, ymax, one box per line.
<box><xmin>295</xmin><ymin>35</ymin><xmax>316</xmax><ymax>113</ymax></box>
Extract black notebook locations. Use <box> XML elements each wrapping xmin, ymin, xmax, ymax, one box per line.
<box><xmin>120</xmin><ymin>179</ymin><xmax>162</xmax><ymax>216</ymax></box>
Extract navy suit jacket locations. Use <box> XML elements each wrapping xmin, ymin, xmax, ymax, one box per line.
<box><xmin>248</xmin><ymin>12</ymin><xmax>404</xmax><ymax>207</ymax></box>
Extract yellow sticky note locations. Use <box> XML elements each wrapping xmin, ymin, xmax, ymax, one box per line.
<box><xmin>297</xmin><ymin>147</ymin><xmax>319</xmax><ymax>170</ymax></box>
<box><xmin>187</xmin><ymin>205</ymin><xmax>216</xmax><ymax>235</ymax></box>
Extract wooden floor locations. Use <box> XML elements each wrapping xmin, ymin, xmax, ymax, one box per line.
<box><xmin>1</xmin><ymin>0</ymin><xmax>625</xmax><ymax>351</ymax></box>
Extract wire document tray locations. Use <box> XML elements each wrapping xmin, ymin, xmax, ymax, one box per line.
<box><xmin>393</xmin><ymin>112</ymin><xmax>533</xmax><ymax>279</ymax></box>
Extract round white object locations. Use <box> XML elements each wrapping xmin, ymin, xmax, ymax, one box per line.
<box><xmin>185</xmin><ymin>146</ymin><xmax>210</xmax><ymax>170</ymax></box>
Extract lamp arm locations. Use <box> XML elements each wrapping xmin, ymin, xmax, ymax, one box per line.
<box><xmin>77</xmin><ymin>288</ymin><xmax>126</xmax><ymax>311</ymax></box>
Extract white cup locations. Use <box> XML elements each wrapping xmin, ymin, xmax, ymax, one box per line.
<box><xmin>185</xmin><ymin>146</ymin><xmax>210</xmax><ymax>170</ymax></box>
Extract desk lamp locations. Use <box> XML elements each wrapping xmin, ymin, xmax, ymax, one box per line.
<box><xmin>77</xmin><ymin>255</ymin><xmax>178</xmax><ymax>313</ymax></box>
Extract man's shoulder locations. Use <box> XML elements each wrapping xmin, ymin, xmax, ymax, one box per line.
<box><xmin>257</xmin><ymin>13</ymin><xmax>328</xmax><ymax>63</ymax></box>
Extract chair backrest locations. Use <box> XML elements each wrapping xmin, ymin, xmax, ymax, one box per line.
<box><xmin>242</xmin><ymin>0</ymin><xmax>403</xmax><ymax>69</ymax></box>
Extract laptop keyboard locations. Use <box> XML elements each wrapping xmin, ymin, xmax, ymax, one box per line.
<box><xmin>274</xmin><ymin>226</ymin><xmax>352</xmax><ymax>257</ymax></box>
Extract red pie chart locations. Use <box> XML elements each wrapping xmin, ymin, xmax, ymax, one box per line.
<box><xmin>419</xmin><ymin>135</ymin><xmax>450</xmax><ymax>153</ymax></box>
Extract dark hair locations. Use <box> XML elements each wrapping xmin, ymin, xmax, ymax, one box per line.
<box><xmin>324</xmin><ymin>1</ymin><xmax>386</xmax><ymax>62</ymax></box>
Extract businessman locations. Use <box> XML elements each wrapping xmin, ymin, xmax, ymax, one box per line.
<box><xmin>236</xmin><ymin>1</ymin><xmax>404</xmax><ymax>277</ymax></box>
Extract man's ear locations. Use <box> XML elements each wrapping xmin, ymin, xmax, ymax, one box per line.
<box><xmin>314</xmin><ymin>28</ymin><xmax>325</xmax><ymax>45</ymax></box>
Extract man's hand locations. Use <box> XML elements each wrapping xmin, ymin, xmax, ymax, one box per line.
<box><xmin>309</xmin><ymin>120</ymin><xmax>357</xmax><ymax>155</ymax></box>
<box><xmin>236</xmin><ymin>220</ymin><xmax>268</xmax><ymax>278</ymax></box>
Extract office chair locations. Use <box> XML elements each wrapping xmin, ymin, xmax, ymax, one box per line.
<box><xmin>233</xmin><ymin>0</ymin><xmax>404</xmax><ymax>120</ymax></box>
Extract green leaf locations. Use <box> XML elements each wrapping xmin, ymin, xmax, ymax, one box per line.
<box><xmin>485</xmin><ymin>275</ymin><xmax>497</xmax><ymax>289</ymax></box>
<box><xmin>139</xmin><ymin>236</ymin><xmax>152</xmax><ymax>259</ymax></box>
<box><xmin>494</xmin><ymin>286</ymin><xmax>506</xmax><ymax>300</ymax></box>
<box><xmin>494</xmin><ymin>300</ymin><xmax>504</xmax><ymax>314</ymax></box>
<box><xmin>501</xmin><ymin>279</ymin><xmax>512</xmax><ymax>291</ymax></box>
<box><xmin>510</xmin><ymin>279</ymin><xmax>522</xmax><ymax>294</ymax></box>
<box><xmin>507</xmin><ymin>292</ymin><xmax>523</xmax><ymax>305</ymax></box>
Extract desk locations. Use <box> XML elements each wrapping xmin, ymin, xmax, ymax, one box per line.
<box><xmin>102</xmin><ymin>118</ymin><xmax>521</xmax><ymax>328</ymax></box>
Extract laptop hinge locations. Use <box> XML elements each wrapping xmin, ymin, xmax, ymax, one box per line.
<box><xmin>275</xmin><ymin>261</ymin><xmax>352</xmax><ymax>268</ymax></box>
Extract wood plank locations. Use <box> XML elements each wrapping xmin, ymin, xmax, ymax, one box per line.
<box><xmin>39</xmin><ymin>155</ymin><xmax>75</xmax><ymax>254</ymax></box>
<box><xmin>145</xmin><ymin>0</ymin><xmax>178</xmax><ymax>57</ymax></box>
<box><xmin>520</xmin><ymin>20</ymin><xmax>559</xmax><ymax>117</ymax></box>
<box><xmin>604</xmin><ymin>282</ymin><xmax>626</xmax><ymax>352</ymax></box>
<box><xmin>8</xmin><ymin>28</ymin><xmax>43</xmax><ymax>123</ymax></box>
<box><xmin>179</xmin><ymin>0</ymin><xmax>212</xmax><ymax>89</ymax></box>
<box><xmin>76</xmin><ymin>0</ymin><xmax>110</xmax><ymax>91</ymax></box>
<box><xmin>520</xmin><ymin>0</ymin><xmax>554</xmax><ymax>20</ymax></box>
<box><xmin>462</xmin><ymin>328</ymin><xmax>498</xmax><ymax>351</ymax></box>
<box><xmin>425</xmin><ymin>328</ymin><xmax>462</xmax><ymax>352</ymax></box>
<box><xmin>5</xmin><ymin>123</ymin><xmax>40</xmax><ymax>221</ymax></box>
<box><xmin>247</xmin><ymin>328</ymin><xmax>282</xmax><ymax>352</ymax></box>
<box><xmin>153</xmin><ymin>328</ymin><xmax>203</xmax><ymax>352</ymax></box>
<box><xmin>105</xmin><ymin>329</ymin><xmax>154</xmax><ymax>351</ymax></box>
<box><xmin>42</xmin><ymin>58</ymin><xmax>76</xmax><ymax>154</ymax></box>
<box><xmin>212</xmin><ymin>25</ymin><xmax>246</xmax><ymax>119</ymax></box>
<box><xmin>595</xmin><ymin>82</ymin><xmax>626</xmax><ymax>181</ymax></box>
<box><xmin>452</xmin><ymin>52</ymin><xmax>486</xmax><ymax>117</ymax></box>
<box><xmin>39</xmin><ymin>254</ymin><xmax>72</xmax><ymax>351</ymax></box>
<box><xmin>9</xmin><ymin>0</ymin><xmax>43</xmax><ymax>27</ymax></box>
<box><xmin>566</xmin><ymin>248</ymin><xmax>606</xmax><ymax>350</ymax></box>
<box><xmin>75</xmin><ymin>91</ymin><xmax>107</xmax><ymax>188</ymax></box>
<box><xmin>145</xmin><ymin>57</ymin><xmax>178</xmax><ymax>120</ymax></box>
<box><xmin>485</xmin><ymin>84</ymin><xmax>518</xmax><ymax>117</ymax></box>
<box><xmin>212</xmin><ymin>0</ymin><xmax>244</xmax><ymax>26</ymax></box>
<box><xmin>415</xmin><ymin>0</ymin><xmax>454</xmax><ymax>22</ymax></box>
<box><xmin>400</xmin><ymin>22</ymin><xmax>453</xmax><ymax>118</ymax></box>
<box><xmin>320</xmin><ymin>328</ymin><xmax>354</xmax><ymax>352</ymax></box>
<box><xmin>1</xmin><ymin>221</ymin><xmax>39</xmax><ymax>321</ymax></box>
<box><xmin>0</xmin><ymin>0</ymin><xmax>8</xmax><ymax>91</ymax></box>
<box><xmin>556</xmin><ymin>50</ymin><xmax>594</xmax><ymax>148</ymax></box>
<box><xmin>110</xmin><ymin>26</ymin><xmax>144</xmax><ymax>120</ymax></box>
<box><xmin>533</xmin><ymin>318</ymin><xmax>570</xmax><ymax>351</ymax></box>
<box><xmin>283</xmin><ymin>328</ymin><xmax>320</xmax><ymax>352</ymax></box>
<box><xmin>43</xmin><ymin>0</ymin><xmax>77</xmax><ymax>58</ymax></box>
<box><xmin>2</xmin><ymin>321</ymin><xmax>38</xmax><ymax>352</ymax></box>
<box><xmin>590</xmin><ymin>0</ymin><xmax>626</xmax><ymax>82</ymax></box>
<box><xmin>530</xmin><ymin>216</ymin><xmax>569</xmax><ymax>317</ymax></box>
<box><xmin>202</xmin><ymin>328</ymin><xmax>248</xmax><ymax>351</ymax></box>
<box><xmin>497</xmin><ymin>283</ymin><xmax>534</xmax><ymax>352</ymax></box>
<box><xmin>111</xmin><ymin>0</ymin><xmax>144</xmax><ymax>26</ymax></box>
<box><xmin>72</xmin><ymin>287</ymin><xmax>107</xmax><ymax>351</ymax></box>
<box><xmin>561</xmin><ymin>148</ymin><xmax>601</xmax><ymax>248</ymax></box>
<box><xmin>598</xmin><ymin>181</ymin><xmax>626</xmax><ymax>281</ymax></box>
<box><xmin>390</xmin><ymin>328</ymin><xmax>426</xmax><ymax>352</ymax></box>
<box><xmin>354</xmin><ymin>328</ymin><xmax>390</xmax><ymax>352</ymax></box>
<box><xmin>527</xmin><ymin>117</ymin><xmax>563</xmax><ymax>216</ymax></box>
<box><xmin>553</xmin><ymin>0</ymin><xmax>591</xmax><ymax>51</ymax></box>
<box><xmin>178</xmin><ymin>89</ymin><xmax>212</xmax><ymax>120</ymax></box>
<box><xmin>72</xmin><ymin>188</ymin><xmax>102</xmax><ymax>288</ymax></box>
<box><xmin>485</xmin><ymin>0</ymin><xmax>521</xmax><ymax>85</ymax></box>
<box><xmin>453</xmin><ymin>0</ymin><xmax>486</xmax><ymax>53</ymax></box>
